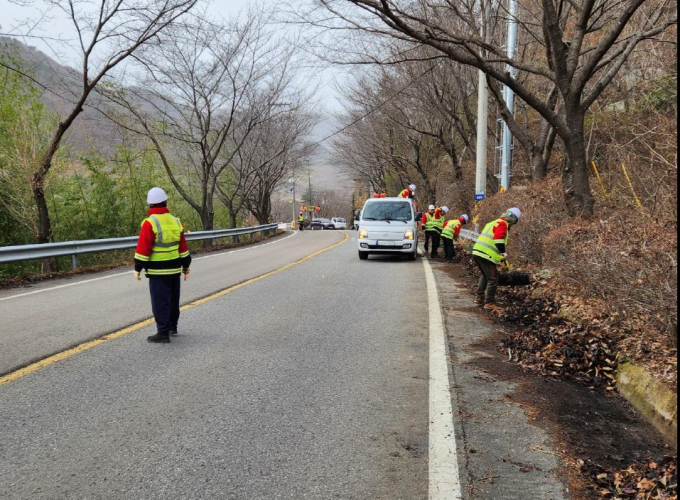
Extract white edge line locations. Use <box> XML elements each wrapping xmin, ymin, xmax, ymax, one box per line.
<box><xmin>0</xmin><ymin>231</ymin><xmax>298</xmax><ymax>302</ymax></box>
<box><xmin>424</xmin><ymin>255</ymin><xmax>463</xmax><ymax>500</ymax></box>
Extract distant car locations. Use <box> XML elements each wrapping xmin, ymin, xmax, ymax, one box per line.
<box><xmin>330</xmin><ymin>217</ymin><xmax>347</xmax><ymax>229</ymax></box>
<box><xmin>310</xmin><ymin>218</ymin><xmax>333</xmax><ymax>230</ymax></box>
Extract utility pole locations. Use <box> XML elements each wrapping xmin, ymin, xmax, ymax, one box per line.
<box><xmin>475</xmin><ymin>69</ymin><xmax>488</xmax><ymax>204</ymax></box>
<box><xmin>500</xmin><ymin>0</ymin><xmax>518</xmax><ymax>191</ymax></box>
<box><xmin>289</xmin><ymin>177</ymin><xmax>296</xmax><ymax>226</ymax></box>
<box><xmin>475</xmin><ymin>0</ymin><xmax>490</xmax><ymax>208</ymax></box>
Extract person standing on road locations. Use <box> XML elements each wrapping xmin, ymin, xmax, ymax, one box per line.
<box><xmin>441</xmin><ymin>213</ymin><xmax>469</xmax><ymax>263</ymax></box>
<box><xmin>298</xmin><ymin>212</ymin><xmax>305</xmax><ymax>231</ymax></box>
<box><xmin>134</xmin><ymin>187</ymin><xmax>191</xmax><ymax>343</ymax></box>
<box><xmin>471</xmin><ymin>207</ymin><xmax>521</xmax><ymax>312</ymax></box>
<box><xmin>429</xmin><ymin>205</ymin><xmax>447</xmax><ymax>258</ymax></box>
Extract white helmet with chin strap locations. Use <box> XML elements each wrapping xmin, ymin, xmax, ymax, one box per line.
<box><xmin>428</xmin><ymin>204</ymin><xmax>435</xmax><ymax>211</ymax></box>
<box><xmin>460</xmin><ymin>214</ymin><xmax>469</xmax><ymax>224</ymax></box>
<box><xmin>441</xmin><ymin>206</ymin><xmax>449</xmax><ymax>213</ymax></box>
<box><xmin>504</xmin><ymin>207</ymin><xmax>522</xmax><ymax>223</ymax></box>
<box><xmin>409</xmin><ymin>183</ymin><xmax>416</xmax><ymax>191</ymax></box>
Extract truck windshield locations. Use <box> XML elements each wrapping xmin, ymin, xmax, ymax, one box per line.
<box><xmin>362</xmin><ymin>201</ymin><xmax>412</xmax><ymax>222</ymax></box>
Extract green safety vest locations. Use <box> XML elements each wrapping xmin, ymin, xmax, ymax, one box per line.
<box><xmin>432</xmin><ymin>214</ymin><xmax>444</xmax><ymax>233</ymax></box>
<box><xmin>424</xmin><ymin>212</ymin><xmax>436</xmax><ymax>231</ymax></box>
<box><xmin>298</xmin><ymin>216</ymin><xmax>304</xmax><ymax>222</ymax></box>
<box><xmin>472</xmin><ymin>218</ymin><xmax>508</xmax><ymax>264</ymax></box>
<box><xmin>441</xmin><ymin>220</ymin><xmax>461</xmax><ymax>240</ymax></box>
<box><xmin>144</xmin><ymin>213</ymin><xmax>184</xmax><ymax>276</ymax></box>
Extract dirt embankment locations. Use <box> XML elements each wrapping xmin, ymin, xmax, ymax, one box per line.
<box><xmin>468</xmin><ymin>176</ymin><xmax>677</xmax><ymax>390</ymax></box>
<box><xmin>440</xmin><ymin>262</ymin><xmax>677</xmax><ymax>500</ymax></box>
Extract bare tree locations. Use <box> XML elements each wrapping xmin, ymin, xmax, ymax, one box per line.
<box><xmin>244</xmin><ymin>104</ymin><xmax>317</xmax><ymax>224</ymax></box>
<box><xmin>304</xmin><ymin>0</ymin><xmax>677</xmax><ymax>216</ymax></box>
<box><xmin>8</xmin><ymin>0</ymin><xmax>198</xmax><ymax>249</ymax></box>
<box><xmin>106</xmin><ymin>10</ymin><xmax>299</xmax><ymax>231</ymax></box>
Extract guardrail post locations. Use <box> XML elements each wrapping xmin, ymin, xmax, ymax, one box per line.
<box><xmin>233</xmin><ymin>235</ymin><xmax>239</xmax><ymax>244</ymax></box>
<box><xmin>260</xmin><ymin>229</ymin><xmax>266</xmax><ymax>240</ymax></box>
<box><xmin>211</xmin><ymin>237</ymin><xmax>217</xmax><ymax>246</ymax></box>
<box><xmin>71</xmin><ymin>254</ymin><xmax>79</xmax><ymax>269</ymax></box>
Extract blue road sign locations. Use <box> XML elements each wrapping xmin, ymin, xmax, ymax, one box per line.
<box><xmin>475</xmin><ymin>193</ymin><xmax>486</xmax><ymax>202</ymax></box>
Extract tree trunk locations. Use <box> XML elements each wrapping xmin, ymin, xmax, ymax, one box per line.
<box><xmin>561</xmin><ymin>113</ymin><xmax>595</xmax><ymax>217</ymax></box>
<box><xmin>531</xmin><ymin>152</ymin><xmax>549</xmax><ymax>180</ymax></box>
<box><xmin>31</xmin><ymin>171</ymin><xmax>54</xmax><ymax>272</ymax></box>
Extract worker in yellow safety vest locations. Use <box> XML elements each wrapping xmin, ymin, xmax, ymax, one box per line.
<box><xmin>398</xmin><ymin>183</ymin><xmax>416</xmax><ymax>199</ymax></box>
<box><xmin>298</xmin><ymin>212</ymin><xmax>305</xmax><ymax>231</ymax></box>
<box><xmin>441</xmin><ymin>213</ymin><xmax>469</xmax><ymax>263</ymax></box>
<box><xmin>134</xmin><ymin>187</ymin><xmax>191</xmax><ymax>343</ymax></box>
<box><xmin>429</xmin><ymin>205</ymin><xmax>446</xmax><ymax>258</ymax></box>
<box><xmin>472</xmin><ymin>207</ymin><xmax>521</xmax><ymax>312</ymax></box>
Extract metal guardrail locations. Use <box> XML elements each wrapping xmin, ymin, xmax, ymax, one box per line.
<box><xmin>459</xmin><ymin>228</ymin><xmax>480</xmax><ymax>242</ymax></box>
<box><xmin>0</xmin><ymin>223</ymin><xmax>279</xmax><ymax>268</ymax></box>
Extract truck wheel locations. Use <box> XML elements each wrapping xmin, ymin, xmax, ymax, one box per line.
<box><xmin>358</xmin><ymin>251</ymin><xmax>369</xmax><ymax>260</ymax></box>
<box><xmin>409</xmin><ymin>250</ymin><xmax>417</xmax><ymax>261</ymax></box>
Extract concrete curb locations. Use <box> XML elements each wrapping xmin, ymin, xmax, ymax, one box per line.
<box><xmin>616</xmin><ymin>362</ymin><xmax>677</xmax><ymax>444</ymax></box>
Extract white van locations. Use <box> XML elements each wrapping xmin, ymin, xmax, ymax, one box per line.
<box><xmin>330</xmin><ymin>217</ymin><xmax>347</xmax><ymax>229</ymax></box>
<box><xmin>356</xmin><ymin>197</ymin><xmax>420</xmax><ymax>260</ymax></box>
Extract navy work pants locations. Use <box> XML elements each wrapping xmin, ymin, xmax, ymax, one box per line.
<box><xmin>430</xmin><ymin>231</ymin><xmax>441</xmax><ymax>258</ymax></box>
<box><xmin>442</xmin><ymin>237</ymin><xmax>455</xmax><ymax>261</ymax></box>
<box><xmin>149</xmin><ymin>275</ymin><xmax>181</xmax><ymax>334</ymax></box>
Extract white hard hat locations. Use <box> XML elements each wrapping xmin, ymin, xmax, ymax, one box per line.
<box><xmin>147</xmin><ymin>187</ymin><xmax>168</xmax><ymax>205</ymax></box>
<box><xmin>508</xmin><ymin>207</ymin><xmax>521</xmax><ymax>221</ymax></box>
<box><xmin>428</xmin><ymin>204</ymin><xmax>435</xmax><ymax>210</ymax></box>
<box><xmin>461</xmin><ymin>214</ymin><xmax>469</xmax><ymax>223</ymax></box>
<box><xmin>441</xmin><ymin>206</ymin><xmax>449</xmax><ymax>213</ymax></box>
<box><xmin>409</xmin><ymin>184</ymin><xmax>416</xmax><ymax>191</ymax></box>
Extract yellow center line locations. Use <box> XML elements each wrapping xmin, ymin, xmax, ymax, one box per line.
<box><xmin>0</xmin><ymin>232</ymin><xmax>349</xmax><ymax>387</ymax></box>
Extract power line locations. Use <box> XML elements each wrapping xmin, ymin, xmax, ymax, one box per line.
<box><xmin>310</xmin><ymin>60</ymin><xmax>442</xmax><ymax>148</ymax></box>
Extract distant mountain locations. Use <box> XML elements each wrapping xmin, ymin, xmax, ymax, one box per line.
<box><xmin>0</xmin><ymin>36</ymin><xmax>117</xmax><ymax>154</ymax></box>
<box><xmin>1</xmin><ymin>37</ymin><xmax>353</xmax><ymax>191</ymax></box>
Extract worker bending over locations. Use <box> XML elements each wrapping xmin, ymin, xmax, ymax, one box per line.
<box><xmin>134</xmin><ymin>187</ymin><xmax>191</xmax><ymax>343</ymax></box>
<box><xmin>398</xmin><ymin>183</ymin><xmax>416</xmax><ymax>199</ymax></box>
<box><xmin>471</xmin><ymin>207</ymin><xmax>521</xmax><ymax>312</ymax></box>
<box><xmin>441</xmin><ymin>213</ymin><xmax>469</xmax><ymax>263</ymax></box>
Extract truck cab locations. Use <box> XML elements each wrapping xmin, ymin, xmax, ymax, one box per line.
<box><xmin>356</xmin><ymin>197</ymin><xmax>420</xmax><ymax>261</ymax></box>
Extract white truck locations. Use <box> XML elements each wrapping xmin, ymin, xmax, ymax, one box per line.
<box><xmin>356</xmin><ymin>197</ymin><xmax>420</xmax><ymax>261</ymax></box>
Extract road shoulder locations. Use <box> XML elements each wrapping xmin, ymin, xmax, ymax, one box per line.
<box><xmin>431</xmin><ymin>260</ymin><xmax>570</xmax><ymax>500</ymax></box>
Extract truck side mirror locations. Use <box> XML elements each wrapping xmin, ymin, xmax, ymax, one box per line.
<box><xmin>415</xmin><ymin>212</ymin><xmax>423</xmax><ymax>221</ymax></box>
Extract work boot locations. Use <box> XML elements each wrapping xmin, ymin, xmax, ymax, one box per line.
<box><xmin>483</xmin><ymin>302</ymin><xmax>503</xmax><ymax>313</ymax></box>
<box><xmin>169</xmin><ymin>329</ymin><xmax>179</xmax><ymax>336</ymax></box>
<box><xmin>147</xmin><ymin>332</ymin><xmax>170</xmax><ymax>343</ymax></box>
<box><xmin>475</xmin><ymin>297</ymin><xmax>484</xmax><ymax>306</ymax></box>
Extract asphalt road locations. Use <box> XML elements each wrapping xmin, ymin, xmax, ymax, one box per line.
<box><xmin>0</xmin><ymin>230</ymin><xmax>343</xmax><ymax>375</ymax></box>
<box><xmin>0</xmin><ymin>231</ymin><xmax>430</xmax><ymax>499</ymax></box>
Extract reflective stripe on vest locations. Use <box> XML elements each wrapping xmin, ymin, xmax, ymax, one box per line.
<box><xmin>441</xmin><ymin>220</ymin><xmax>460</xmax><ymax>240</ymax></box>
<box><xmin>432</xmin><ymin>215</ymin><xmax>444</xmax><ymax>233</ymax></box>
<box><xmin>145</xmin><ymin>214</ymin><xmax>182</xmax><ymax>261</ymax></box>
<box><xmin>424</xmin><ymin>213</ymin><xmax>436</xmax><ymax>231</ymax></box>
<box><xmin>472</xmin><ymin>219</ymin><xmax>508</xmax><ymax>264</ymax></box>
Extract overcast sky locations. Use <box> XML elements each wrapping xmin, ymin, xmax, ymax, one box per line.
<box><xmin>0</xmin><ymin>0</ymin><xmax>347</xmax><ymax>116</ymax></box>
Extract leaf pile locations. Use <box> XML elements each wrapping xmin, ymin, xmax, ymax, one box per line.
<box><xmin>583</xmin><ymin>455</ymin><xmax>677</xmax><ymax>499</ymax></box>
<box><xmin>498</xmin><ymin>287</ymin><xmax>620</xmax><ymax>389</ymax></box>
